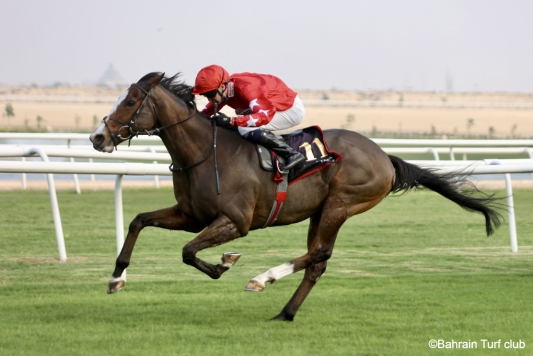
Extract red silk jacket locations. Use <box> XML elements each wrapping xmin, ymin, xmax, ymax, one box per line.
<box><xmin>201</xmin><ymin>72</ymin><xmax>297</xmax><ymax>127</ymax></box>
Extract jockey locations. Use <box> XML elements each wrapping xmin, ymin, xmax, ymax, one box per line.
<box><xmin>191</xmin><ymin>64</ymin><xmax>306</xmax><ymax>171</ymax></box>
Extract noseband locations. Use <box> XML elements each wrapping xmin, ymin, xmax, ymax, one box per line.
<box><xmin>103</xmin><ymin>83</ymin><xmax>196</xmax><ymax>149</ymax></box>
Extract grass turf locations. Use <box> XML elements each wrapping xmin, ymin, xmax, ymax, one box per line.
<box><xmin>0</xmin><ymin>188</ymin><xmax>532</xmax><ymax>355</ymax></box>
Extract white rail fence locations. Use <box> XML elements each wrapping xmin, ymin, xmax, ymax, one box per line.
<box><xmin>0</xmin><ymin>145</ymin><xmax>171</xmax><ymax>191</ymax></box>
<box><xmin>1</xmin><ymin>133</ymin><xmax>532</xmax><ymax>191</ymax></box>
<box><xmin>0</xmin><ymin>160</ymin><xmax>172</xmax><ymax>267</ymax></box>
<box><xmin>2</xmin><ymin>132</ymin><xmax>533</xmax><ymax>147</ymax></box>
<box><xmin>3</xmin><ymin>144</ymin><xmax>533</xmax><ymax>192</ymax></box>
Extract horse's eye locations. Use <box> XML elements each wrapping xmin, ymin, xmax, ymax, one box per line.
<box><xmin>126</xmin><ymin>100</ymin><xmax>135</xmax><ymax>107</ymax></box>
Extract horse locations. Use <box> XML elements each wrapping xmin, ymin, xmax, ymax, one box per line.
<box><xmin>89</xmin><ymin>72</ymin><xmax>502</xmax><ymax>321</ymax></box>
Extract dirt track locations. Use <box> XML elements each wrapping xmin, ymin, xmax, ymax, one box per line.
<box><xmin>1</xmin><ymin>86</ymin><xmax>532</xmax><ymax>138</ymax></box>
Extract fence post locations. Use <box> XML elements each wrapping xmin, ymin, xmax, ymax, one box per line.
<box><xmin>428</xmin><ymin>148</ymin><xmax>440</xmax><ymax>161</ymax></box>
<box><xmin>21</xmin><ymin>157</ymin><xmax>27</xmax><ymax>190</ymax></box>
<box><xmin>526</xmin><ymin>148</ymin><xmax>533</xmax><ymax>181</ymax></box>
<box><xmin>486</xmin><ymin>159</ymin><xmax>518</xmax><ymax>253</ymax></box>
<box><xmin>114</xmin><ymin>174</ymin><xmax>126</xmax><ymax>280</ymax></box>
<box><xmin>68</xmin><ymin>139</ymin><xmax>81</xmax><ymax>194</ymax></box>
<box><xmin>28</xmin><ymin>147</ymin><xmax>67</xmax><ymax>261</ymax></box>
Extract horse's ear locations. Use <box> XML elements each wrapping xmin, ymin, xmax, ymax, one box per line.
<box><xmin>145</xmin><ymin>72</ymin><xmax>165</xmax><ymax>90</ymax></box>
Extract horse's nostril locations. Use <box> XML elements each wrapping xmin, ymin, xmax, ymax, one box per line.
<box><xmin>91</xmin><ymin>134</ymin><xmax>104</xmax><ymax>145</ymax></box>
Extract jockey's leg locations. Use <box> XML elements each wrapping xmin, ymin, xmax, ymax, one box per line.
<box><xmin>241</xmin><ymin>129</ymin><xmax>306</xmax><ymax>171</ymax></box>
<box><xmin>238</xmin><ymin>96</ymin><xmax>306</xmax><ymax>171</ymax></box>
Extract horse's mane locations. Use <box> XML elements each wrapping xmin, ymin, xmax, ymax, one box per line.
<box><xmin>138</xmin><ymin>72</ymin><xmax>195</xmax><ymax>107</ymax></box>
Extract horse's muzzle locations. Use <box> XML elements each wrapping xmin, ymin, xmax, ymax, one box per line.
<box><xmin>89</xmin><ymin>128</ymin><xmax>114</xmax><ymax>153</ymax></box>
<box><xmin>89</xmin><ymin>132</ymin><xmax>104</xmax><ymax>147</ymax></box>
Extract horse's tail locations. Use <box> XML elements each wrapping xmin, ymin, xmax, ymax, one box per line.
<box><xmin>388</xmin><ymin>155</ymin><xmax>503</xmax><ymax>236</ymax></box>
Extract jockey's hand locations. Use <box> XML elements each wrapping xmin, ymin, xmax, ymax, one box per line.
<box><xmin>212</xmin><ymin>112</ymin><xmax>235</xmax><ymax>128</ymax></box>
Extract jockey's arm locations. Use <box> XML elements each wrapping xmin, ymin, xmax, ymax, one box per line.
<box><xmin>233</xmin><ymin>96</ymin><xmax>277</xmax><ymax>127</ymax></box>
<box><xmin>201</xmin><ymin>100</ymin><xmax>227</xmax><ymax>116</ymax></box>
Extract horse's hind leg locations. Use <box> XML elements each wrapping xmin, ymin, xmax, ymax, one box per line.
<box><xmin>245</xmin><ymin>196</ymin><xmax>347</xmax><ymax>294</ymax></box>
<box><xmin>108</xmin><ymin>205</ymin><xmax>204</xmax><ymax>294</ymax></box>
<box><xmin>270</xmin><ymin>261</ymin><xmax>327</xmax><ymax>321</ymax></box>
<box><xmin>270</xmin><ymin>212</ymin><xmax>328</xmax><ymax>321</ymax></box>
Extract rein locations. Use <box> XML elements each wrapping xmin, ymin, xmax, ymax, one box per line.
<box><xmin>104</xmin><ymin>82</ymin><xmax>216</xmax><ymax>174</ymax></box>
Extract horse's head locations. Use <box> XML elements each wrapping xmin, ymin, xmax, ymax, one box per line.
<box><xmin>90</xmin><ymin>72</ymin><xmax>165</xmax><ymax>152</ymax></box>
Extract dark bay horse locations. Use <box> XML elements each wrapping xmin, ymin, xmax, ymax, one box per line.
<box><xmin>89</xmin><ymin>72</ymin><xmax>502</xmax><ymax>321</ymax></box>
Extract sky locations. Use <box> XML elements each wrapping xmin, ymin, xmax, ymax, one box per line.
<box><xmin>1</xmin><ymin>0</ymin><xmax>532</xmax><ymax>92</ymax></box>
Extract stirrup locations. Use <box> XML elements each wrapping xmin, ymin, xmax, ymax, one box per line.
<box><xmin>282</xmin><ymin>152</ymin><xmax>306</xmax><ymax>171</ymax></box>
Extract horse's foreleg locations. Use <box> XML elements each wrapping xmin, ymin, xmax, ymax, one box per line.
<box><xmin>245</xmin><ymin>196</ymin><xmax>347</xmax><ymax>294</ymax></box>
<box><xmin>181</xmin><ymin>215</ymin><xmax>243</xmax><ymax>279</ymax></box>
<box><xmin>108</xmin><ymin>205</ymin><xmax>204</xmax><ymax>294</ymax></box>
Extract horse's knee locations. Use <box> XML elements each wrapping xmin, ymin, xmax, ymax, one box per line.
<box><xmin>182</xmin><ymin>244</ymin><xmax>195</xmax><ymax>265</ymax></box>
<box><xmin>312</xmin><ymin>246</ymin><xmax>333</xmax><ymax>263</ymax></box>
<box><xmin>128</xmin><ymin>213</ymin><xmax>145</xmax><ymax>231</ymax></box>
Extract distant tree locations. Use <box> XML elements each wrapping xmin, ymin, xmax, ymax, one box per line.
<box><xmin>4</xmin><ymin>103</ymin><xmax>15</xmax><ymax>126</ymax></box>
<box><xmin>321</xmin><ymin>92</ymin><xmax>329</xmax><ymax>100</ymax></box>
<box><xmin>36</xmin><ymin>115</ymin><xmax>44</xmax><ymax>128</ymax></box>
<box><xmin>341</xmin><ymin>114</ymin><xmax>355</xmax><ymax>129</ymax></box>
<box><xmin>510</xmin><ymin>124</ymin><xmax>517</xmax><ymax>138</ymax></box>
<box><xmin>4</xmin><ymin>103</ymin><xmax>15</xmax><ymax>118</ymax></box>
<box><xmin>93</xmin><ymin>115</ymin><xmax>98</xmax><ymax>127</ymax></box>
<box><xmin>75</xmin><ymin>114</ymin><xmax>81</xmax><ymax>129</ymax></box>
<box><xmin>488</xmin><ymin>126</ymin><xmax>495</xmax><ymax>139</ymax></box>
<box><xmin>466</xmin><ymin>118</ymin><xmax>475</xmax><ymax>136</ymax></box>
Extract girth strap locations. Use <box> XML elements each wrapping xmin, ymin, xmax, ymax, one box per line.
<box><xmin>263</xmin><ymin>170</ymin><xmax>289</xmax><ymax>228</ymax></box>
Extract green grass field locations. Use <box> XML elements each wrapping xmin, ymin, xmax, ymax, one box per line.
<box><xmin>1</xmin><ymin>187</ymin><xmax>532</xmax><ymax>355</ymax></box>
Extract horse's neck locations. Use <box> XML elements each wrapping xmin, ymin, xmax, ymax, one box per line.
<box><xmin>153</xmin><ymin>87</ymin><xmax>213</xmax><ymax>168</ymax></box>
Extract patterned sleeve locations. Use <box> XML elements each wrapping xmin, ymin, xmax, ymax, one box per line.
<box><xmin>233</xmin><ymin>95</ymin><xmax>277</xmax><ymax>127</ymax></box>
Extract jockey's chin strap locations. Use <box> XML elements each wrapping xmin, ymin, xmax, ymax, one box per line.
<box><xmin>217</xmin><ymin>88</ymin><xmax>228</xmax><ymax>103</ymax></box>
<box><xmin>103</xmin><ymin>83</ymin><xmax>196</xmax><ymax>150</ymax></box>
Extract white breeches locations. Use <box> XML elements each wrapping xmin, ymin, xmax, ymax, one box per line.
<box><xmin>237</xmin><ymin>96</ymin><xmax>305</xmax><ymax>135</ymax></box>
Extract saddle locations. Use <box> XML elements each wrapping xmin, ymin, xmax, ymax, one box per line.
<box><xmin>255</xmin><ymin>126</ymin><xmax>342</xmax><ymax>228</ymax></box>
<box><xmin>254</xmin><ymin>126</ymin><xmax>342</xmax><ymax>184</ymax></box>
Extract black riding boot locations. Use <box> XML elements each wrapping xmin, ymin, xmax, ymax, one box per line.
<box><xmin>249</xmin><ymin>130</ymin><xmax>306</xmax><ymax>171</ymax></box>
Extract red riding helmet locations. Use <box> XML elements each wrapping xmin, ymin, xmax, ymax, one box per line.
<box><xmin>191</xmin><ymin>65</ymin><xmax>229</xmax><ymax>95</ymax></box>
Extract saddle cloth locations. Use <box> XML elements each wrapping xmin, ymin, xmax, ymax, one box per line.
<box><xmin>254</xmin><ymin>125</ymin><xmax>342</xmax><ymax>185</ymax></box>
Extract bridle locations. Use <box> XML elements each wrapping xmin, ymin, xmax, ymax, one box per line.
<box><xmin>102</xmin><ymin>82</ymin><xmax>215</xmax><ymax>173</ymax></box>
<box><xmin>103</xmin><ymin>83</ymin><xmax>196</xmax><ymax>148</ymax></box>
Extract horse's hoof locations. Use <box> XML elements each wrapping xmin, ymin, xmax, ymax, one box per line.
<box><xmin>269</xmin><ymin>313</ymin><xmax>294</xmax><ymax>322</ymax></box>
<box><xmin>244</xmin><ymin>279</ymin><xmax>264</xmax><ymax>292</ymax></box>
<box><xmin>221</xmin><ymin>252</ymin><xmax>241</xmax><ymax>268</ymax></box>
<box><xmin>107</xmin><ymin>277</ymin><xmax>125</xmax><ymax>294</ymax></box>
